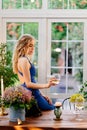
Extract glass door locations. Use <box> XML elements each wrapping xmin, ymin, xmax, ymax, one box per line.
<box><xmin>47</xmin><ymin>19</ymin><xmax>87</xmax><ymax>101</ymax></box>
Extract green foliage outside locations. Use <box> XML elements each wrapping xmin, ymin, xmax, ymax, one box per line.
<box><xmin>48</xmin><ymin>0</ymin><xmax>87</xmax><ymax>9</ymax></box>
<box><xmin>2</xmin><ymin>0</ymin><xmax>42</xmax><ymax>9</ymax></box>
<box><xmin>0</xmin><ymin>43</ymin><xmax>18</xmax><ymax>92</ymax></box>
<box><xmin>79</xmin><ymin>81</ymin><xmax>87</xmax><ymax>101</ymax></box>
<box><xmin>2</xmin><ymin>0</ymin><xmax>87</xmax><ymax>9</ymax></box>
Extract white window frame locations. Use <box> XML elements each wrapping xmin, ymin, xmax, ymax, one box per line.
<box><xmin>0</xmin><ymin>0</ymin><xmax>87</xmax><ymax>99</ymax></box>
<box><xmin>46</xmin><ymin>18</ymin><xmax>87</xmax><ymax>99</ymax></box>
<box><xmin>1</xmin><ymin>18</ymin><xmax>47</xmax><ymax>89</ymax></box>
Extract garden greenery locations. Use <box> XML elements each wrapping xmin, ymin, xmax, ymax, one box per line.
<box><xmin>0</xmin><ymin>43</ymin><xmax>18</xmax><ymax>91</ymax></box>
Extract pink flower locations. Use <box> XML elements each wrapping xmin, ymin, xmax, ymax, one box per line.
<box><xmin>3</xmin><ymin>85</ymin><xmax>33</xmax><ymax>109</ymax></box>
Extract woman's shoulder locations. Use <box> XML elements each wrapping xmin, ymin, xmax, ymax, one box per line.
<box><xmin>18</xmin><ymin>56</ymin><xmax>32</xmax><ymax>67</ymax></box>
<box><xmin>18</xmin><ymin>57</ymin><xmax>28</xmax><ymax>65</ymax></box>
<box><xmin>19</xmin><ymin>56</ymin><xmax>27</xmax><ymax>61</ymax></box>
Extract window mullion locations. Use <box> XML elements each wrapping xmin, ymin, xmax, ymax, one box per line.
<box><xmin>83</xmin><ymin>21</ymin><xmax>87</xmax><ymax>82</ymax></box>
<box><xmin>42</xmin><ymin>0</ymin><xmax>47</xmax><ymax>10</ymax></box>
<box><xmin>0</xmin><ymin>0</ymin><xmax>2</xmax><ymax>10</ymax></box>
<box><xmin>0</xmin><ymin>0</ymin><xmax>2</xmax><ymax>42</ymax></box>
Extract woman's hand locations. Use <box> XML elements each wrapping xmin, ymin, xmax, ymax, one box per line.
<box><xmin>48</xmin><ymin>77</ymin><xmax>59</xmax><ymax>87</ymax></box>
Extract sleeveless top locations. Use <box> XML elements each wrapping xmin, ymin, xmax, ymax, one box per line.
<box><xmin>18</xmin><ymin>56</ymin><xmax>55</xmax><ymax>110</ymax></box>
<box><xmin>18</xmin><ymin>56</ymin><xmax>41</xmax><ymax>97</ymax></box>
<box><xmin>18</xmin><ymin>57</ymin><xmax>36</xmax><ymax>83</ymax></box>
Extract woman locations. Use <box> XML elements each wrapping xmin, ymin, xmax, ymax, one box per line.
<box><xmin>12</xmin><ymin>34</ymin><xmax>57</xmax><ymax>110</ymax></box>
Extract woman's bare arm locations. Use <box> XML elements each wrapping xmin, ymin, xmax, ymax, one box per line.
<box><xmin>18</xmin><ymin>57</ymin><xmax>57</xmax><ymax>89</ymax></box>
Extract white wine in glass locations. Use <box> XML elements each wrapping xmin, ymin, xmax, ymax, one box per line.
<box><xmin>52</xmin><ymin>74</ymin><xmax>60</xmax><ymax>85</ymax></box>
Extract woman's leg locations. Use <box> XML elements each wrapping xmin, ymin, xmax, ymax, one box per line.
<box><xmin>36</xmin><ymin>94</ymin><xmax>55</xmax><ymax>110</ymax></box>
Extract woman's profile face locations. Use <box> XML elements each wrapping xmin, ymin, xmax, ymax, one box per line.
<box><xmin>26</xmin><ymin>39</ymin><xmax>35</xmax><ymax>56</ymax></box>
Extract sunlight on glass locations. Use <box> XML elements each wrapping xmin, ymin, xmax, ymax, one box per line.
<box><xmin>31</xmin><ymin>0</ymin><xmax>35</xmax><ymax>2</ymax></box>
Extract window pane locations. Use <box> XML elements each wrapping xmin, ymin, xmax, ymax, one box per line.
<box><xmin>67</xmin><ymin>68</ymin><xmax>83</xmax><ymax>93</ymax></box>
<box><xmin>50</xmin><ymin>69</ymin><xmax>83</xmax><ymax>95</ymax></box>
<box><xmin>51</xmin><ymin>42</ymin><xmax>66</xmax><ymax>67</ymax></box>
<box><xmin>23</xmin><ymin>0</ymin><xmax>42</xmax><ymax>9</ymax></box>
<box><xmin>68</xmin><ymin>23</ymin><xmax>84</xmax><ymax>40</ymax></box>
<box><xmin>2</xmin><ymin>0</ymin><xmax>21</xmax><ymax>9</ymax></box>
<box><xmin>68</xmin><ymin>42</ymin><xmax>83</xmax><ymax>67</ymax></box>
<box><xmin>48</xmin><ymin>0</ymin><xmax>66</xmax><ymax>9</ymax></box>
<box><xmin>52</xmin><ymin>23</ymin><xmax>67</xmax><ymax>40</ymax></box>
<box><xmin>48</xmin><ymin>0</ymin><xmax>87</xmax><ymax>9</ymax></box>
<box><xmin>2</xmin><ymin>0</ymin><xmax>42</xmax><ymax>9</ymax></box>
<box><xmin>7</xmin><ymin>23</ymin><xmax>21</xmax><ymax>40</ymax></box>
<box><xmin>52</xmin><ymin>22</ymin><xmax>84</xmax><ymax>40</ymax></box>
<box><xmin>7</xmin><ymin>22</ymin><xmax>38</xmax><ymax>40</ymax></box>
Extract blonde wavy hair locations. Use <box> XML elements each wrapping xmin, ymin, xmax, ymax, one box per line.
<box><xmin>12</xmin><ymin>34</ymin><xmax>35</xmax><ymax>74</ymax></box>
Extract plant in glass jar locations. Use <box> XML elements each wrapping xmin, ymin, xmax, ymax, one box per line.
<box><xmin>70</xmin><ymin>93</ymin><xmax>85</xmax><ymax>104</ymax></box>
<box><xmin>70</xmin><ymin>93</ymin><xmax>85</xmax><ymax>120</ymax></box>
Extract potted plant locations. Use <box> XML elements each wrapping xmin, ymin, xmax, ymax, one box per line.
<box><xmin>0</xmin><ymin>43</ymin><xmax>18</xmax><ymax>90</ymax></box>
<box><xmin>79</xmin><ymin>81</ymin><xmax>87</xmax><ymax>109</ymax></box>
<box><xmin>79</xmin><ymin>81</ymin><xmax>87</xmax><ymax>99</ymax></box>
<box><xmin>2</xmin><ymin>85</ymin><xmax>36</xmax><ymax>122</ymax></box>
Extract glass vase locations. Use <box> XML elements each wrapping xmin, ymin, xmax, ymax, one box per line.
<box><xmin>9</xmin><ymin>106</ymin><xmax>25</xmax><ymax>122</ymax></box>
<box><xmin>54</xmin><ymin>106</ymin><xmax>62</xmax><ymax>119</ymax></box>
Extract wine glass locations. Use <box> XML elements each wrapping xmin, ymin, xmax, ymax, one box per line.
<box><xmin>52</xmin><ymin>73</ymin><xmax>60</xmax><ymax>85</ymax></box>
<box><xmin>50</xmin><ymin>74</ymin><xmax>61</xmax><ymax>93</ymax></box>
<box><xmin>47</xmin><ymin>73</ymin><xmax>60</xmax><ymax>93</ymax></box>
<box><xmin>75</xmin><ymin>97</ymin><xmax>84</xmax><ymax>121</ymax></box>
